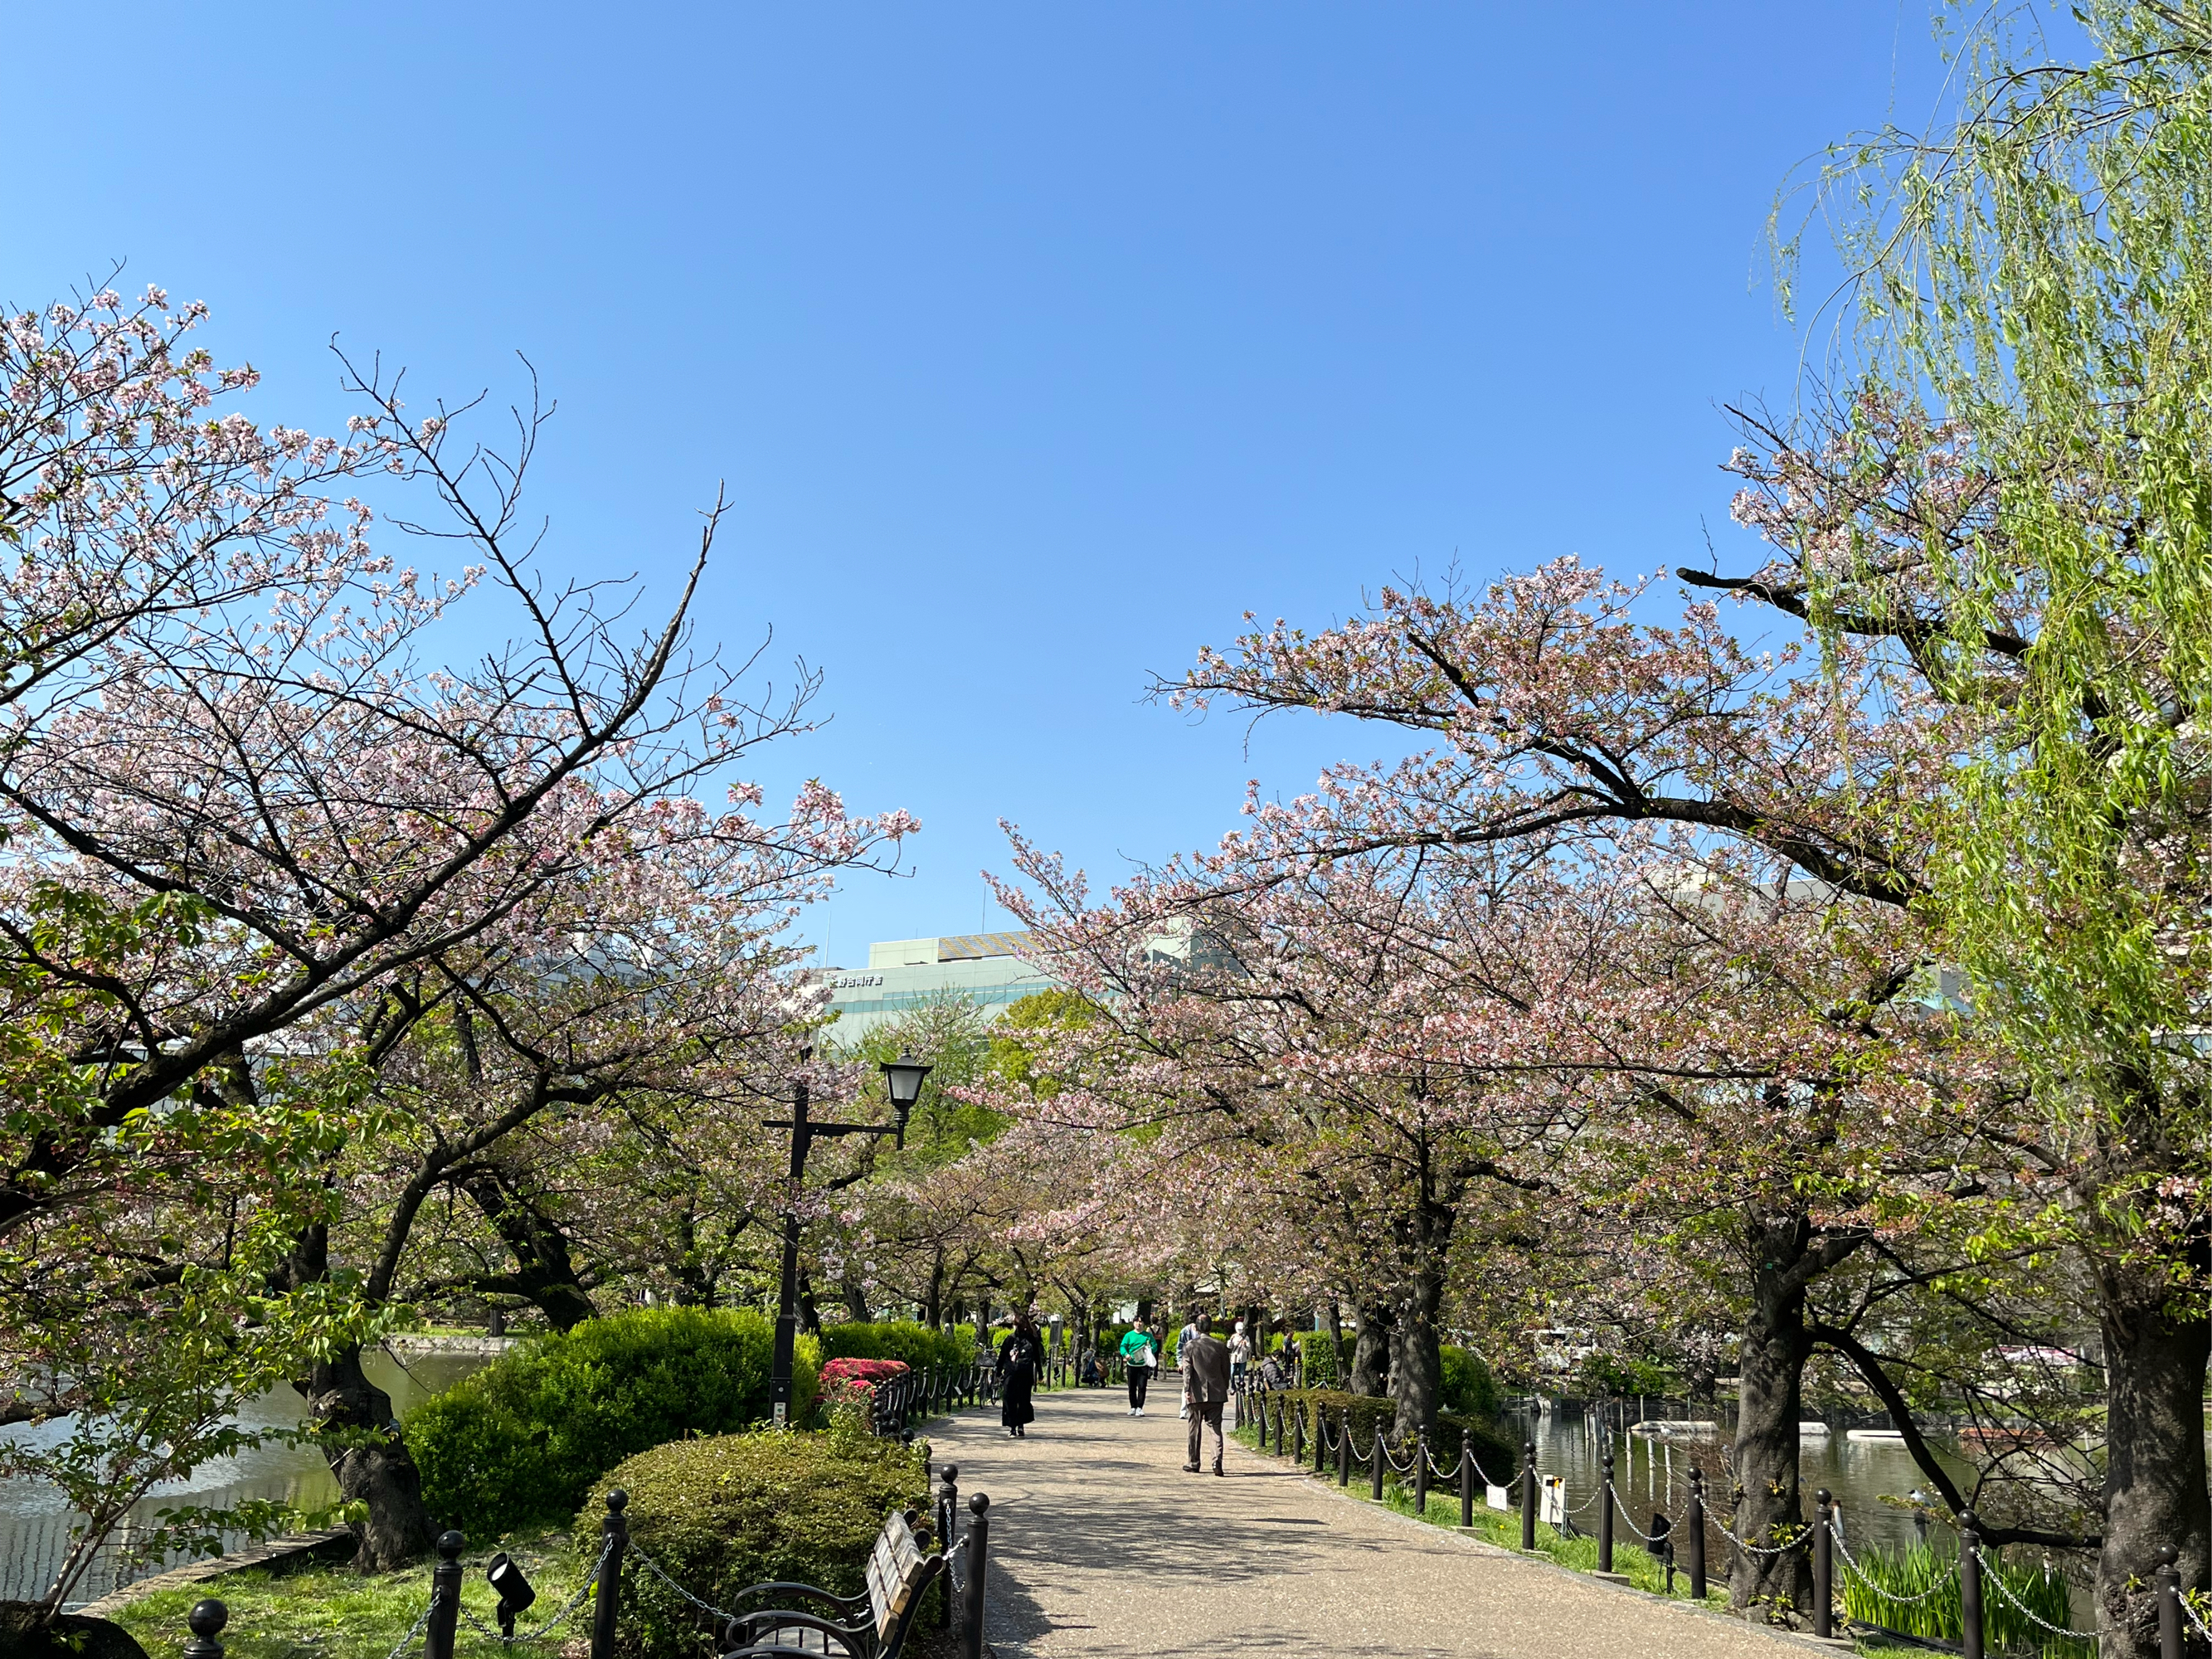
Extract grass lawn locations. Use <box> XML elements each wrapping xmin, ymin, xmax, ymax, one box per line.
<box><xmin>111</xmin><ymin>1528</ymin><xmax>591</xmax><ymax>1659</ymax></box>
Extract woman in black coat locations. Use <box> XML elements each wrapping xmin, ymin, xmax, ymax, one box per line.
<box><xmin>998</xmin><ymin>1314</ymin><xmax>1043</xmax><ymax>1438</ymax></box>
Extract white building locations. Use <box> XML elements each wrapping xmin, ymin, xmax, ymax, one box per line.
<box><xmin>820</xmin><ymin>931</ymin><xmax>1057</xmax><ymax>1043</ymax></box>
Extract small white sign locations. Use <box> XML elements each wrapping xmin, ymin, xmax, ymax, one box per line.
<box><xmin>1541</xmin><ymin>1477</ymin><xmax>1566</xmax><ymax>1525</ymax></box>
<box><xmin>1485</xmin><ymin>1483</ymin><xmax>1512</xmax><ymax>1511</ymax></box>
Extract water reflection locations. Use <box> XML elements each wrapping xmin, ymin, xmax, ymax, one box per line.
<box><xmin>1514</xmin><ymin>1404</ymin><xmax>1976</xmax><ymax>1560</ymax></box>
<box><xmin>0</xmin><ymin>1343</ymin><xmax>489</xmax><ymax>1605</ymax></box>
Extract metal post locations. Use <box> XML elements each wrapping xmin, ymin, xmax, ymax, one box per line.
<box><xmin>770</xmin><ymin>1075</ymin><xmax>809</xmax><ymax>1427</ymax></box>
<box><xmin>425</xmin><ymin>1530</ymin><xmax>464</xmax><ymax>1659</ymax></box>
<box><xmin>961</xmin><ymin>1494</ymin><xmax>990</xmax><ymax>1659</ymax></box>
<box><xmin>1813</xmin><ymin>1489</ymin><xmax>1833</xmax><ymax>1639</ymax></box>
<box><xmin>1459</xmin><ymin>1431</ymin><xmax>1474</xmax><ymax>1528</ymax></box>
<box><xmin>591</xmin><ymin>1489</ymin><xmax>629</xmax><ymax>1659</ymax></box>
<box><xmin>1958</xmin><ymin>1516</ymin><xmax>1984</xmax><ymax>1659</ymax></box>
<box><xmin>1337</xmin><ymin>1408</ymin><xmax>1350</xmax><ymax>1486</ymax></box>
<box><xmin>1521</xmin><ymin>1442</ymin><xmax>1537</xmax><ymax>1550</ymax></box>
<box><xmin>182</xmin><ymin>1599</ymin><xmax>228</xmax><ymax>1659</ymax></box>
<box><xmin>1600</xmin><ymin>1452</ymin><xmax>1616</xmax><ymax>1574</ymax></box>
<box><xmin>939</xmin><ymin>1467</ymin><xmax>960</xmax><ymax>1632</ymax></box>
<box><xmin>1414</xmin><ymin>1429</ymin><xmax>1429</xmax><ymax>1516</ymax></box>
<box><xmin>2158</xmin><ymin>1545</ymin><xmax>2182</xmax><ymax>1659</ymax></box>
<box><xmin>1371</xmin><ymin>1425</ymin><xmax>1385</xmax><ymax>1500</ymax></box>
<box><xmin>1685</xmin><ymin>1468</ymin><xmax>1706</xmax><ymax>1602</ymax></box>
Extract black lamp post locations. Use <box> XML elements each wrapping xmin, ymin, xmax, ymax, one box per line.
<box><xmin>765</xmin><ymin>1050</ymin><xmax>934</xmax><ymax>1424</ymax></box>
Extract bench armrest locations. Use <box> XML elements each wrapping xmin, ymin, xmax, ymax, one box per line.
<box><xmin>729</xmin><ymin>1580</ymin><xmax>872</xmax><ymax>1616</ymax></box>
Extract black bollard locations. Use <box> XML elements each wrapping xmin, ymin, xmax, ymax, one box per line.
<box><xmin>1521</xmin><ymin>1442</ymin><xmax>1537</xmax><ymax>1551</ymax></box>
<box><xmin>1685</xmin><ymin>1468</ymin><xmax>1706</xmax><ymax>1602</ymax></box>
<box><xmin>2158</xmin><ymin>1545</ymin><xmax>2182</xmax><ymax>1659</ymax></box>
<box><xmin>1600</xmin><ymin>1452</ymin><xmax>1616</xmax><ymax>1574</ymax></box>
<box><xmin>182</xmin><ymin>1598</ymin><xmax>227</xmax><ymax>1659</ymax></box>
<box><xmin>1459</xmin><ymin>1431</ymin><xmax>1474</xmax><ymax>1528</ymax></box>
<box><xmin>1814</xmin><ymin>1489</ymin><xmax>1834</xmax><ymax>1639</ymax></box>
<box><xmin>591</xmin><ymin>1489</ymin><xmax>630</xmax><ymax>1659</ymax></box>
<box><xmin>1958</xmin><ymin>1515</ymin><xmax>1983</xmax><ymax>1659</ymax></box>
<box><xmin>961</xmin><ymin>1493</ymin><xmax>991</xmax><ymax>1659</ymax></box>
<box><xmin>1337</xmin><ymin>1408</ymin><xmax>1350</xmax><ymax>1486</ymax></box>
<box><xmin>1370</xmin><ymin>1425</ymin><xmax>1385</xmax><ymax>1501</ymax></box>
<box><xmin>1292</xmin><ymin>1397</ymin><xmax>1305</xmax><ymax>1465</ymax></box>
<box><xmin>1414</xmin><ymin>1430</ymin><xmax>1429</xmax><ymax>1517</ymax></box>
<box><xmin>425</xmin><ymin>1530</ymin><xmax>464</xmax><ymax>1659</ymax></box>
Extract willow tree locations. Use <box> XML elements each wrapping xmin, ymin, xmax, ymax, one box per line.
<box><xmin>1754</xmin><ymin>7</ymin><xmax>2212</xmax><ymax>1648</ymax></box>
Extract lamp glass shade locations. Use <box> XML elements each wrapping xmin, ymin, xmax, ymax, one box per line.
<box><xmin>881</xmin><ymin>1051</ymin><xmax>932</xmax><ymax>1109</ymax></box>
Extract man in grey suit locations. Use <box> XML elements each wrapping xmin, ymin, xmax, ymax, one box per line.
<box><xmin>1180</xmin><ymin>1312</ymin><xmax>1232</xmax><ymax>1476</ymax></box>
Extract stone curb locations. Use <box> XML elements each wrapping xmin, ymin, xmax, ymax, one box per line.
<box><xmin>74</xmin><ymin>1530</ymin><xmax>353</xmax><ymax>1618</ymax></box>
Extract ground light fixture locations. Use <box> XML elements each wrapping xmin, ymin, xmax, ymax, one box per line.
<box><xmin>486</xmin><ymin>1552</ymin><xmax>536</xmax><ymax>1639</ymax></box>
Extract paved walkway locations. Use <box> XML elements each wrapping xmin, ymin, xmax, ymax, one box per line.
<box><xmin>926</xmin><ymin>1383</ymin><xmax>1831</xmax><ymax>1659</ymax></box>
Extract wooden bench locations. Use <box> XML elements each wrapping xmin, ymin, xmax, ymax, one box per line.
<box><xmin>720</xmin><ymin>1509</ymin><xmax>942</xmax><ymax>1658</ymax></box>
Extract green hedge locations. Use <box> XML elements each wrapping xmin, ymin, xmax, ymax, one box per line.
<box><xmin>818</xmin><ymin>1319</ymin><xmax>970</xmax><ymax>1372</ymax></box>
<box><xmin>1441</xmin><ymin>1345</ymin><xmax>1500</xmax><ymax>1419</ymax></box>
<box><xmin>411</xmin><ymin>1306</ymin><xmax>819</xmax><ymax>1538</ymax></box>
<box><xmin>1290</xmin><ymin>1330</ymin><xmax>1341</xmax><ymax>1384</ymax></box>
<box><xmin>578</xmin><ymin>1432</ymin><xmax>931</xmax><ymax>1658</ymax></box>
<box><xmin>1253</xmin><ymin>1386</ymin><xmax>1519</xmax><ymax>1481</ymax></box>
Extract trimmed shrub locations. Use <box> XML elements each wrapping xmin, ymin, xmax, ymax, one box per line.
<box><xmin>1258</xmin><ymin>1386</ymin><xmax>1519</xmax><ymax>1482</ymax></box>
<box><xmin>1290</xmin><ymin>1329</ymin><xmax>1340</xmax><ymax>1384</ymax></box>
<box><xmin>577</xmin><ymin>1431</ymin><xmax>932</xmax><ymax>1658</ymax></box>
<box><xmin>411</xmin><ymin>1306</ymin><xmax>819</xmax><ymax>1538</ymax></box>
<box><xmin>819</xmin><ymin>1356</ymin><xmax>910</xmax><ymax>1388</ymax></box>
<box><xmin>817</xmin><ymin>1319</ymin><xmax>969</xmax><ymax>1372</ymax></box>
<box><xmin>1441</xmin><ymin>1345</ymin><xmax>1500</xmax><ymax>1420</ymax></box>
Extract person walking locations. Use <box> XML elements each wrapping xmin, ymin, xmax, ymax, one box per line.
<box><xmin>1229</xmin><ymin>1319</ymin><xmax>1252</xmax><ymax>1384</ymax></box>
<box><xmin>1177</xmin><ymin>1311</ymin><xmax>1202</xmax><ymax>1418</ymax></box>
<box><xmin>1119</xmin><ymin>1323</ymin><xmax>1158</xmax><ymax>1415</ymax></box>
<box><xmin>1180</xmin><ymin>1313</ymin><xmax>1232</xmax><ymax>1476</ymax></box>
<box><xmin>999</xmin><ymin>1313</ymin><xmax>1043</xmax><ymax>1438</ymax></box>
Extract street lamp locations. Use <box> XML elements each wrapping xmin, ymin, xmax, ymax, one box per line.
<box><xmin>880</xmin><ymin>1051</ymin><xmax>931</xmax><ymax>1144</ymax></box>
<box><xmin>762</xmin><ymin>1049</ymin><xmax>936</xmax><ymax>1425</ymax></box>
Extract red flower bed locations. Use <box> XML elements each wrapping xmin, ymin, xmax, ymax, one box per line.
<box><xmin>819</xmin><ymin>1356</ymin><xmax>912</xmax><ymax>1388</ymax></box>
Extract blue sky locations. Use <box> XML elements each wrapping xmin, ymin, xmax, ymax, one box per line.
<box><xmin>1</xmin><ymin>3</ymin><xmax>1948</xmax><ymax>963</ymax></box>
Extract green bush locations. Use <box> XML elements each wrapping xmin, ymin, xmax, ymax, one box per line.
<box><xmin>411</xmin><ymin>1306</ymin><xmax>819</xmax><ymax>1538</ymax></box>
<box><xmin>1254</xmin><ymin>1386</ymin><xmax>1518</xmax><ymax>1482</ymax></box>
<box><xmin>818</xmin><ymin>1319</ymin><xmax>970</xmax><ymax>1372</ymax></box>
<box><xmin>1441</xmin><ymin>1345</ymin><xmax>1500</xmax><ymax>1419</ymax></box>
<box><xmin>1291</xmin><ymin>1330</ymin><xmax>1340</xmax><ymax>1384</ymax></box>
<box><xmin>579</xmin><ymin>1431</ymin><xmax>931</xmax><ymax>1658</ymax></box>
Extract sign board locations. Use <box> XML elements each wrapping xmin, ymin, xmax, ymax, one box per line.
<box><xmin>1541</xmin><ymin>1477</ymin><xmax>1566</xmax><ymax>1525</ymax></box>
<box><xmin>1484</xmin><ymin>1483</ymin><xmax>1511</xmax><ymax>1511</ymax></box>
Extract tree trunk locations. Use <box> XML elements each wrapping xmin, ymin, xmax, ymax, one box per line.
<box><xmin>1349</xmin><ymin>1302</ymin><xmax>1393</xmax><ymax>1397</ymax></box>
<box><xmin>459</xmin><ymin>1171</ymin><xmax>596</xmax><ymax>1331</ymax></box>
<box><xmin>1391</xmin><ymin>1277</ymin><xmax>1446</xmax><ymax>1440</ymax></box>
<box><xmin>1729</xmin><ymin>1219</ymin><xmax>1815</xmax><ymax>1614</ymax></box>
<box><xmin>842</xmin><ymin>1273</ymin><xmax>871</xmax><ymax>1322</ymax></box>
<box><xmin>300</xmin><ymin>1343</ymin><xmax>435</xmax><ymax>1569</ymax></box>
<box><xmin>796</xmin><ymin>1271</ymin><xmax>823</xmax><ymax>1336</ymax></box>
<box><xmin>922</xmin><ymin>1251</ymin><xmax>946</xmax><ymax>1328</ymax></box>
<box><xmin>2096</xmin><ymin>1264</ymin><xmax>2210</xmax><ymax>1659</ymax></box>
<box><xmin>280</xmin><ymin>1225</ymin><xmax>431</xmax><ymax>1569</ymax></box>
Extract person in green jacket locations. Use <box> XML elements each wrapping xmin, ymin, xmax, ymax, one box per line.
<box><xmin>1119</xmin><ymin>1325</ymin><xmax>1158</xmax><ymax>1416</ymax></box>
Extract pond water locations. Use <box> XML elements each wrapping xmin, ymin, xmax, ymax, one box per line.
<box><xmin>1511</xmin><ymin>1404</ymin><xmax>2098</xmax><ymax>1631</ymax></box>
<box><xmin>1513</xmin><ymin>1404</ymin><xmax>1975</xmax><ymax>1561</ymax></box>
<box><xmin>0</xmin><ymin>1345</ymin><xmax>488</xmax><ymax>1608</ymax></box>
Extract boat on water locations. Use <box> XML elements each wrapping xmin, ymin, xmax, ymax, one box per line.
<box><xmin>1798</xmin><ymin>1421</ymin><xmax>1832</xmax><ymax>1436</ymax></box>
<box><xmin>1846</xmin><ymin>1428</ymin><xmax>1908</xmax><ymax>1443</ymax></box>
<box><xmin>1630</xmin><ymin>1418</ymin><xmax>1720</xmax><ymax>1438</ymax></box>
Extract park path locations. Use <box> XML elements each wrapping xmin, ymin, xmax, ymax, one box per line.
<box><xmin>925</xmin><ymin>1380</ymin><xmax>1832</xmax><ymax>1659</ymax></box>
